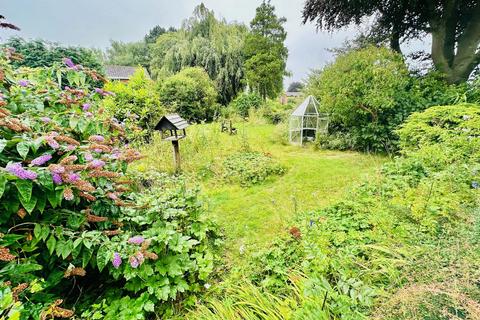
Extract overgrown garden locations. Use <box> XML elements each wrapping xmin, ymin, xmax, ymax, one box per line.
<box><xmin>1</xmin><ymin>0</ymin><xmax>480</xmax><ymax>319</ymax></box>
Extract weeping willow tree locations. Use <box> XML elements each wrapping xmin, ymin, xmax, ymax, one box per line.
<box><xmin>150</xmin><ymin>4</ymin><xmax>247</xmax><ymax>105</ymax></box>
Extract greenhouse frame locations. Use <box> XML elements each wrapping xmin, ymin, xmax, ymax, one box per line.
<box><xmin>289</xmin><ymin>95</ymin><xmax>329</xmax><ymax>145</ymax></box>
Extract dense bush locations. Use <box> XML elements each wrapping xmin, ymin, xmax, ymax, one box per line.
<box><xmin>159</xmin><ymin>67</ymin><xmax>218</xmax><ymax>122</ymax></box>
<box><xmin>222</xmin><ymin>152</ymin><xmax>285</xmax><ymax>186</ymax></box>
<box><xmin>0</xmin><ymin>54</ymin><xmax>220</xmax><ymax>318</ymax></box>
<box><xmin>397</xmin><ymin>103</ymin><xmax>480</xmax><ymax>153</ymax></box>
<box><xmin>229</xmin><ymin>92</ymin><xmax>262</xmax><ymax>117</ymax></box>
<box><xmin>103</xmin><ymin>69</ymin><xmax>164</xmax><ymax>142</ymax></box>
<box><xmin>308</xmin><ymin>46</ymin><xmax>480</xmax><ymax>153</ymax></box>
<box><xmin>307</xmin><ymin>46</ymin><xmax>413</xmax><ymax>152</ymax></box>
<box><xmin>3</xmin><ymin>37</ymin><xmax>104</xmax><ymax>73</ymax></box>
<box><xmin>260</xmin><ymin>100</ymin><xmax>293</xmax><ymax>124</ymax></box>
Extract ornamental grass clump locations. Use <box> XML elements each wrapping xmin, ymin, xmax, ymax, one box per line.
<box><xmin>0</xmin><ymin>52</ymin><xmax>220</xmax><ymax>319</ymax></box>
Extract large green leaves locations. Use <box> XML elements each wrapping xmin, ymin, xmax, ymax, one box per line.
<box><xmin>15</xmin><ymin>180</ymin><xmax>32</xmax><ymax>203</ymax></box>
<box><xmin>0</xmin><ymin>175</ymin><xmax>6</xmax><ymax>199</ymax></box>
<box><xmin>16</xmin><ymin>141</ymin><xmax>30</xmax><ymax>159</ymax></box>
<box><xmin>0</xmin><ymin>139</ymin><xmax>7</xmax><ymax>153</ymax></box>
<box><xmin>96</xmin><ymin>245</ymin><xmax>110</xmax><ymax>272</ymax></box>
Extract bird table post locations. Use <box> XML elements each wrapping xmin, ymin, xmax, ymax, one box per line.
<box><xmin>154</xmin><ymin>114</ymin><xmax>189</xmax><ymax>173</ymax></box>
<box><xmin>172</xmin><ymin>140</ymin><xmax>181</xmax><ymax>172</ymax></box>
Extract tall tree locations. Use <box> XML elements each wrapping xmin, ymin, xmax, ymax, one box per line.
<box><xmin>287</xmin><ymin>81</ymin><xmax>304</xmax><ymax>92</ymax></box>
<box><xmin>144</xmin><ymin>25</ymin><xmax>176</xmax><ymax>44</ymax></box>
<box><xmin>150</xmin><ymin>4</ymin><xmax>247</xmax><ymax>105</ymax></box>
<box><xmin>302</xmin><ymin>0</ymin><xmax>480</xmax><ymax>84</ymax></box>
<box><xmin>244</xmin><ymin>1</ymin><xmax>288</xmax><ymax>100</ymax></box>
<box><xmin>106</xmin><ymin>40</ymin><xmax>150</xmax><ymax>68</ymax></box>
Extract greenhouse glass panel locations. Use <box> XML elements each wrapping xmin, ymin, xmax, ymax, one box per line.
<box><xmin>289</xmin><ymin>96</ymin><xmax>329</xmax><ymax>145</ymax></box>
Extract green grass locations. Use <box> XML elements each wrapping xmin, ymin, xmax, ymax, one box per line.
<box><xmin>135</xmin><ymin>121</ymin><xmax>386</xmax><ymax>263</ymax></box>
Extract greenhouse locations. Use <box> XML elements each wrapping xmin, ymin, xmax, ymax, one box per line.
<box><xmin>289</xmin><ymin>95</ymin><xmax>329</xmax><ymax>145</ymax></box>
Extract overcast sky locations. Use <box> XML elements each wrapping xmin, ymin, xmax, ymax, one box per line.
<box><xmin>1</xmin><ymin>0</ymin><xmax>428</xmax><ymax>86</ymax></box>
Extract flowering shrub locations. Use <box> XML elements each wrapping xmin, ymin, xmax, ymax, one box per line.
<box><xmin>0</xmin><ymin>53</ymin><xmax>220</xmax><ymax>318</ymax></box>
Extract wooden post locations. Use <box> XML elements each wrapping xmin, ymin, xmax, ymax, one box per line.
<box><xmin>172</xmin><ymin>140</ymin><xmax>181</xmax><ymax>172</ymax></box>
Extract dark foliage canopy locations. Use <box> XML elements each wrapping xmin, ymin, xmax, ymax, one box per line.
<box><xmin>3</xmin><ymin>37</ymin><xmax>103</xmax><ymax>72</ymax></box>
<box><xmin>302</xmin><ymin>0</ymin><xmax>480</xmax><ymax>83</ymax></box>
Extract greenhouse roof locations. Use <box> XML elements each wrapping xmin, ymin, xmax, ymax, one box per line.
<box><xmin>291</xmin><ymin>95</ymin><xmax>319</xmax><ymax>116</ymax></box>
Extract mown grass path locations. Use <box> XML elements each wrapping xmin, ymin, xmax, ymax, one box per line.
<box><xmin>202</xmin><ymin>146</ymin><xmax>385</xmax><ymax>263</ymax></box>
<box><xmin>136</xmin><ymin>123</ymin><xmax>386</xmax><ymax>263</ymax></box>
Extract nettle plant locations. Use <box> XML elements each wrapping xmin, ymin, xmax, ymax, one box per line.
<box><xmin>0</xmin><ymin>53</ymin><xmax>220</xmax><ymax>319</ymax></box>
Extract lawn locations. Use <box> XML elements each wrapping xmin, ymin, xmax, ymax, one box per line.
<box><xmin>135</xmin><ymin>121</ymin><xmax>386</xmax><ymax>262</ymax></box>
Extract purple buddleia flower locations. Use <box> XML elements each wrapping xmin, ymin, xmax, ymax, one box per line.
<box><xmin>66</xmin><ymin>145</ymin><xmax>76</xmax><ymax>151</ymax></box>
<box><xmin>18</xmin><ymin>79</ymin><xmax>29</xmax><ymax>87</ymax></box>
<box><xmin>65</xmin><ymin>173</ymin><xmax>80</xmax><ymax>183</ymax></box>
<box><xmin>93</xmin><ymin>148</ymin><xmax>103</xmax><ymax>153</ymax></box>
<box><xmin>6</xmin><ymin>163</ymin><xmax>37</xmax><ymax>180</ymax></box>
<box><xmin>46</xmin><ymin>138</ymin><xmax>60</xmax><ymax>150</ymax></box>
<box><xmin>63</xmin><ymin>58</ymin><xmax>77</xmax><ymax>69</ymax></box>
<box><xmin>107</xmin><ymin>192</ymin><xmax>118</xmax><ymax>200</ymax></box>
<box><xmin>82</xmin><ymin>103</ymin><xmax>91</xmax><ymax>111</ymax></box>
<box><xmin>94</xmin><ymin>88</ymin><xmax>103</xmax><ymax>94</ymax></box>
<box><xmin>128</xmin><ymin>236</ymin><xmax>144</xmax><ymax>245</ymax></box>
<box><xmin>112</xmin><ymin>252</ymin><xmax>122</xmax><ymax>269</ymax></box>
<box><xmin>84</xmin><ymin>153</ymin><xmax>94</xmax><ymax>161</ymax></box>
<box><xmin>129</xmin><ymin>256</ymin><xmax>139</xmax><ymax>268</ymax></box>
<box><xmin>52</xmin><ymin>173</ymin><xmax>62</xmax><ymax>185</ymax></box>
<box><xmin>31</xmin><ymin>154</ymin><xmax>52</xmax><ymax>166</ymax></box>
<box><xmin>85</xmin><ymin>112</ymin><xmax>93</xmax><ymax>118</ymax></box>
<box><xmin>50</xmin><ymin>164</ymin><xmax>65</xmax><ymax>174</ymax></box>
<box><xmin>90</xmin><ymin>135</ymin><xmax>104</xmax><ymax>142</ymax></box>
<box><xmin>40</xmin><ymin>117</ymin><xmax>51</xmax><ymax>123</ymax></box>
<box><xmin>22</xmin><ymin>170</ymin><xmax>37</xmax><ymax>180</ymax></box>
<box><xmin>89</xmin><ymin>159</ymin><xmax>105</xmax><ymax>169</ymax></box>
<box><xmin>6</xmin><ymin>163</ymin><xmax>27</xmax><ymax>176</ymax></box>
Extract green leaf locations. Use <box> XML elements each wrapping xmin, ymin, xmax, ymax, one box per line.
<box><xmin>31</xmin><ymin>137</ymin><xmax>44</xmax><ymax>153</ymax></box>
<box><xmin>82</xmin><ymin>247</ymin><xmax>93</xmax><ymax>268</ymax></box>
<box><xmin>34</xmin><ymin>224</ymin><xmax>42</xmax><ymax>239</ymax></box>
<box><xmin>47</xmin><ymin>190</ymin><xmax>58</xmax><ymax>208</ymax></box>
<box><xmin>16</xmin><ymin>141</ymin><xmax>30</xmax><ymax>159</ymax></box>
<box><xmin>0</xmin><ymin>139</ymin><xmax>6</xmax><ymax>153</ymax></box>
<box><xmin>36</xmin><ymin>194</ymin><xmax>46</xmax><ymax>213</ymax></box>
<box><xmin>69</xmin><ymin>116</ymin><xmax>79</xmax><ymax>130</ymax></box>
<box><xmin>78</xmin><ymin>118</ymin><xmax>88</xmax><ymax>133</ymax></box>
<box><xmin>0</xmin><ymin>263</ymin><xmax>42</xmax><ymax>276</ymax></box>
<box><xmin>72</xmin><ymin>241</ymin><xmax>82</xmax><ymax>259</ymax></box>
<box><xmin>35</xmin><ymin>102</ymin><xmax>44</xmax><ymax>112</ymax></box>
<box><xmin>16</xmin><ymin>180</ymin><xmax>32</xmax><ymax>203</ymax></box>
<box><xmin>144</xmin><ymin>301</ymin><xmax>155</xmax><ymax>312</ymax></box>
<box><xmin>0</xmin><ymin>174</ymin><xmax>7</xmax><ymax>199</ymax></box>
<box><xmin>46</xmin><ymin>235</ymin><xmax>56</xmax><ymax>255</ymax></box>
<box><xmin>40</xmin><ymin>225</ymin><xmax>50</xmax><ymax>241</ymax></box>
<box><xmin>96</xmin><ymin>245</ymin><xmax>110</xmax><ymax>272</ymax></box>
<box><xmin>20</xmin><ymin>194</ymin><xmax>37</xmax><ymax>214</ymax></box>
<box><xmin>37</xmin><ymin>170</ymin><xmax>53</xmax><ymax>191</ymax></box>
<box><xmin>56</xmin><ymin>69</ymin><xmax>62</xmax><ymax>87</ymax></box>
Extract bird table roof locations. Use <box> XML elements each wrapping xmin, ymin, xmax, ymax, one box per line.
<box><xmin>155</xmin><ymin>114</ymin><xmax>189</xmax><ymax>131</ymax></box>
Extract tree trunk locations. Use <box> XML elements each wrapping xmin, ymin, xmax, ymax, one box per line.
<box><xmin>430</xmin><ymin>1</ymin><xmax>480</xmax><ymax>84</ymax></box>
<box><xmin>389</xmin><ymin>31</ymin><xmax>402</xmax><ymax>54</ymax></box>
